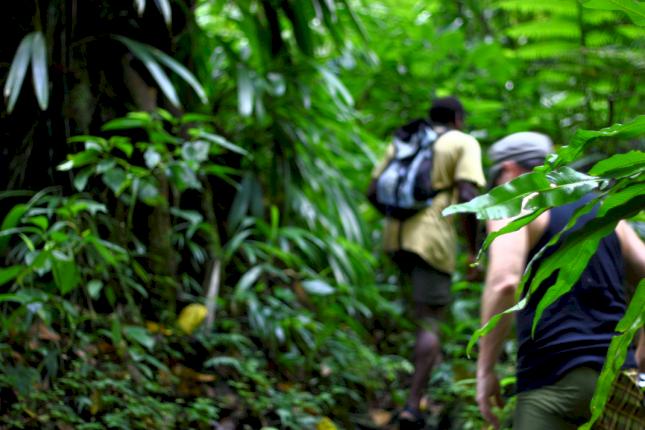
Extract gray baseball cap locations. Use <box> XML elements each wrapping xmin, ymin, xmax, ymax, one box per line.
<box><xmin>488</xmin><ymin>131</ymin><xmax>554</xmax><ymax>185</ymax></box>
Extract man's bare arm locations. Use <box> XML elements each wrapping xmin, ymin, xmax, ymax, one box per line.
<box><xmin>477</xmin><ymin>220</ymin><xmax>528</xmax><ymax>371</ymax></box>
<box><xmin>616</xmin><ymin>220</ymin><xmax>645</xmax><ymax>290</ymax></box>
<box><xmin>615</xmin><ymin>221</ymin><xmax>645</xmax><ymax>373</ymax></box>
<box><xmin>476</xmin><ymin>219</ymin><xmax>530</xmax><ymax>428</ymax></box>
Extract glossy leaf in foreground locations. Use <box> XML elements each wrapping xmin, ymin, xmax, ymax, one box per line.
<box><xmin>443</xmin><ymin>167</ymin><xmax>598</xmax><ymax>220</ymax></box>
<box><xmin>531</xmin><ymin>195</ymin><xmax>643</xmax><ymax>335</ymax></box>
<box><xmin>549</xmin><ymin>116</ymin><xmax>645</xmax><ymax>169</ymax></box>
<box><xmin>588</xmin><ymin>150</ymin><xmax>645</xmax><ymax>178</ymax></box>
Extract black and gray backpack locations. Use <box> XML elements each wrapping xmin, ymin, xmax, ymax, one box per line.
<box><xmin>370</xmin><ymin>119</ymin><xmax>443</xmax><ymax>220</ymax></box>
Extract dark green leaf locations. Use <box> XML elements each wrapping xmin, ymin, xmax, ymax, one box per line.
<box><xmin>26</xmin><ymin>215</ymin><xmax>48</xmax><ymax>231</ymax></box>
<box><xmin>0</xmin><ymin>204</ymin><xmax>29</xmax><ymax>252</ymax></box>
<box><xmin>103</xmin><ymin>167</ymin><xmax>128</xmax><ymax>195</ymax></box>
<box><xmin>51</xmin><ymin>253</ymin><xmax>80</xmax><ymax>295</ymax></box>
<box><xmin>113</xmin><ymin>140</ymin><xmax>134</xmax><ymax>158</ymax></box>
<box><xmin>444</xmin><ymin>167</ymin><xmax>597</xmax><ymax>220</ymax></box>
<box><xmin>124</xmin><ymin>325</ymin><xmax>155</xmax><ymax>351</ymax></box>
<box><xmin>0</xmin><ymin>265</ymin><xmax>24</xmax><ymax>287</ymax></box>
<box><xmin>589</xmin><ymin>151</ymin><xmax>645</xmax><ymax>178</ymax></box>
<box><xmin>167</xmin><ymin>163</ymin><xmax>201</xmax><ymax>191</ymax></box>
<box><xmin>102</xmin><ymin>116</ymin><xmax>148</xmax><ymax>131</ymax></box>
<box><xmin>479</xmin><ymin>208</ymin><xmax>548</xmax><ymax>259</ymax></box>
<box><xmin>551</xmin><ymin>116</ymin><xmax>645</xmax><ymax>169</ymax></box>
<box><xmin>468</xmin><ymin>298</ymin><xmax>528</xmax><ymax>356</ymax></box>
<box><xmin>531</xmin><ymin>195</ymin><xmax>643</xmax><ymax>335</ymax></box>
<box><xmin>283</xmin><ymin>0</ymin><xmax>314</xmax><ymax>56</ymax></box>
<box><xmin>73</xmin><ymin>167</ymin><xmax>93</xmax><ymax>192</ymax></box>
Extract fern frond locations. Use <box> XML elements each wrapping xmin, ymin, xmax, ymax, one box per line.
<box><xmin>616</xmin><ymin>24</ymin><xmax>645</xmax><ymax>40</ymax></box>
<box><xmin>586</xmin><ymin>30</ymin><xmax>617</xmax><ymax>47</ymax></box>
<box><xmin>498</xmin><ymin>0</ymin><xmax>578</xmax><ymax>16</ymax></box>
<box><xmin>513</xmin><ymin>41</ymin><xmax>580</xmax><ymax>59</ymax></box>
<box><xmin>583</xmin><ymin>9</ymin><xmax>621</xmax><ymax>25</ymax></box>
<box><xmin>535</xmin><ymin>69</ymin><xmax>573</xmax><ymax>85</ymax></box>
<box><xmin>590</xmin><ymin>47</ymin><xmax>645</xmax><ymax>69</ymax></box>
<box><xmin>507</xmin><ymin>19</ymin><xmax>580</xmax><ymax>40</ymax></box>
<box><xmin>589</xmin><ymin>80</ymin><xmax>614</xmax><ymax>96</ymax></box>
<box><xmin>203</xmin><ymin>356</ymin><xmax>244</xmax><ymax>373</ymax></box>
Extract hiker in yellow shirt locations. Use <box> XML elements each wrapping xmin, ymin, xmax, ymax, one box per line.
<box><xmin>368</xmin><ymin>97</ymin><xmax>486</xmax><ymax>429</ymax></box>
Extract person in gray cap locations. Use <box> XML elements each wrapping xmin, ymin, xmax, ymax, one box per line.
<box><xmin>475</xmin><ymin>132</ymin><xmax>645</xmax><ymax>429</ymax></box>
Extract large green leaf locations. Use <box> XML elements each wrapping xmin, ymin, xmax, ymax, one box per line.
<box><xmin>531</xmin><ymin>194</ymin><xmax>643</xmax><ymax>335</ymax></box>
<box><xmin>550</xmin><ymin>116</ymin><xmax>645</xmax><ymax>169</ymax></box>
<box><xmin>443</xmin><ymin>167</ymin><xmax>598</xmax><ymax>220</ymax></box>
<box><xmin>30</xmin><ymin>32</ymin><xmax>49</xmax><ymax>111</ymax></box>
<box><xmin>0</xmin><ymin>204</ymin><xmax>29</xmax><ymax>252</ymax></box>
<box><xmin>478</xmin><ymin>208</ymin><xmax>548</xmax><ymax>260</ymax></box>
<box><xmin>123</xmin><ymin>325</ymin><xmax>156</xmax><ymax>351</ymax></box>
<box><xmin>51</xmin><ymin>253</ymin><xmax>81</xmax><ymax>295</ymax></box>
<box><xmin>283</xmin><ymin>0</ymin><xmax>314</xmax><ymax>56</ymax></box>
<box><xmin>4</xmin><ymin>33</ymin><xmax>34</xmax><ymax>113</ymax></box>
<box><xmin>588</xmin><ymin>151</ymin><xmax>645</xmax><ymax>178</ymax></box>
<box><xmin>467</xmin><ymin>298</ymin><xmax>528</xmax><ymax>356</ymax></box>
<box><xmin>0</xmin><ymin>265</ymin><xmax>24</xmax><ymax>287</ymax></box>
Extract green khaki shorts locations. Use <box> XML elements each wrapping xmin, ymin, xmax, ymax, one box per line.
<box><xmin>514</xmin><ymin>367</ymin><xmax>598</xmax><ymax>430</ymax></box>
<box><xmin>391</xmin><ymin>250</ymin><xmax>452</xmax><ymax>307</ymax></box>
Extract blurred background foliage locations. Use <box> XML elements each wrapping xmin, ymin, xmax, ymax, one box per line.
<box><xmin>0</xmin><ymin>0</ymin><xmax>642</xmax><ymax>428</ymax></box>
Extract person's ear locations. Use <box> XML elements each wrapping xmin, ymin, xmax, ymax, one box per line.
<box><xmin>496</xmin><ymin>160</ymin><xmax>522</xmax><ymax>185</ymax></box>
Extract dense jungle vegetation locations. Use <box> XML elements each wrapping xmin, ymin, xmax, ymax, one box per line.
<box><xmin>0</xmin><ymin>0</ymin><xmax>643</xmax><ymax>429</ymax></box>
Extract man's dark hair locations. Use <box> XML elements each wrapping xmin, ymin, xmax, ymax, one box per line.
<box><xmin>429</xmin><ymin>96</ymin><xmax>464</xmax><ymax>125</ymax></box>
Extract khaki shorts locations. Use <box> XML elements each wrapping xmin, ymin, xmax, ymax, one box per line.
<box><xmin>514</xmin><ymin>367</ymin><xmax>645</xmax><ymax>430</ymax></box>
<box><xmin>391</xmin><ymin>250</ymin><xmax>452</xmax><ymax>307</ymax></box>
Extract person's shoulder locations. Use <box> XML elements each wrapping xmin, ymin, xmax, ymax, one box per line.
<box><xmin>436</xmin><ymin>129</ymin><xmax>480</xmax><ymax>149</ymax></box>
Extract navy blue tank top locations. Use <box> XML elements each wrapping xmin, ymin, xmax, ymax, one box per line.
<box><xmin>516</xmin><ymin>195</ymin><xmax>636</xmax><ymax>393</ymax></box>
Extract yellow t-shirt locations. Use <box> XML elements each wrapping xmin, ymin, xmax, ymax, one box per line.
<box><xmin>372</xmin><ymin>129</ymin><xmax>486</xmax><ymax>273</ymax></box>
